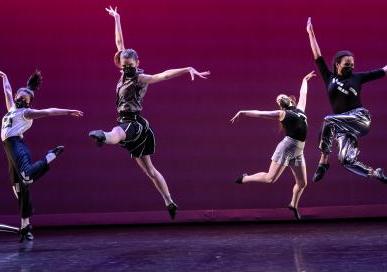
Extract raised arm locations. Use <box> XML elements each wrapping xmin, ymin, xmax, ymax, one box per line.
<box><xmin>105</xmin><ymin>6</ymin><xmax>125</xmax><ymax>51</ymax></box>
<box><xmin>0</xmin><ymin>71</ymin><xmax>15</xmax><ymax>111</ymax></box>
<box><xmin>306</xmin><ymin>17</ymin><xmax>322</xmax><ymax>60</ymax></box>
<box><xmin>24</xmin><ymin>108</ymin><xmax>83</xmax><ymax>120</ymax></box>
<box><xmin>297</xmin><ymin>71</ymin><xmax>316</xmax><ymax>112</ymax></box>
<box><xmin>230</xmin><ymin>110</ymin><xmax>285</xmax><ymax>123</ymax></box>
<box><xmin>139</xmin><ymin>67</ymin><xmax>210</xmax><ymax>84</ymax></box>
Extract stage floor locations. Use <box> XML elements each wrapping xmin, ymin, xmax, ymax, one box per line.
<box><xmin>1</xmin><ymin>219</ymin><xmax>387</xmax><ymax>272</ymax></box>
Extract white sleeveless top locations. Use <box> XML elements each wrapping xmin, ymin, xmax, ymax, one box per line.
<box><xmin>1</xmin><ymin>106</ymin><xmax>33</xmax><ymax>141</ymax></box>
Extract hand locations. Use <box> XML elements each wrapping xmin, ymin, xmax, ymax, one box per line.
<box><xmin>105</xmin><ymin>6</ymin><xmax>120</xmax><ymax>18</ymax></box>
<box><xmin>188</xmin><ymin>67</ymin><xmax>211</xmax><ymax>81</ymax></box>
<box><xmin>230</xmin><ymin>111</ymin><xmax>242</xmax><ymax>124</ymax></box>
<box><xmin>303</xmin><ymin>70</ymin><xmax>316</xmax><ymax>81</ymax></box>
<box><xmin>69</xmin><ymin>110</ymin><xmax>84</xmax><ymax>118</ymax></box>
<box><xmin>0</xmin><ymin>71</ymin><xmax>7</xmax><ymax>79</ymax></box>
<box><xmin>306</xmin><ymin>17</ymin><xmax>313</xmax><ymax>34</ymax></box>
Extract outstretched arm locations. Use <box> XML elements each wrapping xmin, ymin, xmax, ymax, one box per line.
<box><xmin>230</xmin><ymin>110</ymin><xmax>285</xmax><ymax>123</ymax></box>
<box><xmin>139</xmin><ymin>67</ymin><xmax>210</xmax><ymax>84</ymax></box>
<box><xmin>24</xmin><ymin>108</ymin><xmax>83</xmax><ymax>120</ymax></box>
<box><xmin>297</xmin><ymin>71</ymin><xmax>316</xmax><ymax>112</ymax></box>
<box><xmin>306</xmin><ymin>17</ymin><xmax>322</xmax><ymax>60</ymax></box>
<box><xmin>105</xmin><ymin>6</ymin><xmax>125</xmax><ymax>51</ymax></box>
<box><xmin>0</xmin><ymin>71</ymin><xmax>15</xmax><ymax>111</ymax></box>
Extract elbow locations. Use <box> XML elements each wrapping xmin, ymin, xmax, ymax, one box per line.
<box><xmin>45</xmin><ymin>109</ymin><xmax>55</xmax><ymax>116</ymax></box>
<box><xmin>116</xmin><ymin>42</ymin><xmax>124</xmax><ymax>51</ymax></box>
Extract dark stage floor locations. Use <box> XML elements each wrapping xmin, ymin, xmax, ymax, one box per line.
<box><xmin>1</xmin><ymin>220</ymin><xmax>387</xmax><ymax>272</ymax></box>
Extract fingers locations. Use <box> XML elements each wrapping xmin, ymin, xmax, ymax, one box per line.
<box><xmin>71</xmin><ymin>111</ymin><xmax>84</xmax><ymax>117</ymax></box>
<box><xmin>304</xmin><ymin>70</ymin><xmax>316</xmax><ymax>81</ymax></box>
<box><xmin>308</xmin><ymin>70</ymin><xmax>317</xmax><ymax>78</ymax></box>
<box><xmin>230</xmin><ymin>114</ymin><xmax>239</xmax><ymax>123</ymax></box>
<box><xmin>196</xmin><ymin>71</ymin><xmax>211</xmax><ymax>79</ymax></box>
<box><xmin>189</xmin><ymin>71</ymin><xmax>195</xmax><ymax>81</ymax></box>
<box><xmin>105</xmin><ymin>6</ymin><xmax>117</xmax><ymax>16</ymax></box>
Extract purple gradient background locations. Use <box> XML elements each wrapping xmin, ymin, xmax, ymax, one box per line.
<box><xmin>0</xmin><ymin>0</ymin><xmax>387</xmax><ymax>219</ymax></box>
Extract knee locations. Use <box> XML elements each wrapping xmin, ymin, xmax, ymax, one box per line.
<box><xmin>298</xmin><ymin>181</ymin><xmax>307</xmax><ymax>189</ymax></box>
<box><xmin>112</xmin><ymin>127</ymin><xmax>126</xmax><ymax>141</ymax></box>
<box><xmin>338</xmin><ymin>147</ymin><xmax>357</xmax><ymax>166</ymax></box>
<box><xmin>144</xmin><ymin>167</ymin><xmax>158</xmax><ymax>180</ymax></box>
<box><xmin>338</xmin><ymin>152</ymin><xmax>349</xmax><ymax>165</ymax></box>
<box><xmin>266</xmin><ymin>175</ymin><xmax>278</xmax><ymax>184</ymax></box>
<box><xmin>323</xmin><ymin>115</ymin><xmax>336</xmax><ymax>123</ymax></box>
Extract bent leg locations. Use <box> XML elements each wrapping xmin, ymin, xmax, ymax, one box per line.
<box><xmin>242</xmin><ymin>161</ymin><xmax>287</xmax><ymax>184</ymax></box>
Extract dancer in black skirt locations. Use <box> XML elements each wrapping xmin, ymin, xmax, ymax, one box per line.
<box><xmin>306</xmin><ymin>17</ymin><xmax>387</xmax><ymax>183</ymax></box>
<box><xmin>89</xmin><ymin>6</ymin><xmax>210</xmax><ymax>219</ymax></box>
<box><xmin>1</xmin><ymin>70</ymin><xmax>83</xmax><ymax>241</ymax></box>
<box><xmin>230</xmin><ymin>71</ymin><xmax>316</xmax><ymax>220</ymax></box>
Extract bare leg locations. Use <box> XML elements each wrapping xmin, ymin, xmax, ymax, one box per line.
<box><xmin>104</xmin><ymin>126</ymin><xmax>126</xmax><ymax>144</ymax></box>
<box><xmin>242</xmin><ymin>161</ymin><xmax>287</xmax><ymax>184</ymax></box>
<box><xmin>135</xmin><ymin>155</ymin><xmax>174</xmax><ymax>206</ymax></box>
<box><xmin>89</xmin><ymin>126</ymin><xmax>126</xmax><ymax>146</ymax></box>
<box><xmin>289</xmin><ymin>164</ymin><xmax>307</xmax><ymax>208</ymax></box>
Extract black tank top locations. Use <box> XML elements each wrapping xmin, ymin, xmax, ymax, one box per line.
<box><xmin>116</xmin><ymin>70</ymin><xmax>148</xmax><ymax>114</ymax></box>
<box><xmin>281</xmin><ymin>106</ymin><xmax>308</xmax><ymax>142</ymax></box>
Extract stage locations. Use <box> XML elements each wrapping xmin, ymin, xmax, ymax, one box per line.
<box><xmin>1</xmin><ymin>219</ymin><xmax>387</xmax><ymax>271</ymax></box>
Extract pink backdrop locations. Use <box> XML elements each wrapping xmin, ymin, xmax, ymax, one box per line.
<box><xmin>0</xmin><ymin>0</ymin><xmax>387</xmax><ymax>222</ymax></box>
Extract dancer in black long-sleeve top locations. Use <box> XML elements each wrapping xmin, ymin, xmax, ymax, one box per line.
<box><xmin>1</xmin><ymin>70</ymin><xmax>83</xmax><ymax>241</ymax></box>
<box><xmin>306</xmin><ymin>17</ymin><xmax>387</xmax><ymax>183</ymax></box>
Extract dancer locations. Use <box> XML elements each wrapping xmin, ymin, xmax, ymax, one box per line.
<box><xmin>230</xmin><ymin>71</ymin><xmax>316</xmax><ymax>220</ymax></box>
<box><xmin>306</xmin><ymin>17</ymin><xmax>387</xmax><ymax>182</ymax></box>
<box><xmin>88</xmin><ymin>6</ymin><xmax>210</xmax><ymax>220</ymax></box>
<box><xmin>1</xmin><ymin>70</ymin><xmax>83</xmax><ymax>241</ymax></box>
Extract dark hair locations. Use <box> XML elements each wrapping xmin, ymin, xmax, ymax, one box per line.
<box><xmin>332</xmin><ymin>50</ymin><xmax>353</xmax><ymax>75</ymax></box>
<box><xmin>16</xmin><ymin>70</ymin><xmax>43</xmax><ymax>100</ymax></box>
<box><xmin>114</xmin><ymin>48</ymin><xmax>139</xmax><ymax>68</ymax></box>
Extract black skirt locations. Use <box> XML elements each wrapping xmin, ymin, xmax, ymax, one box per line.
<box><xmin>117</xmin><ymin>112</ymin><xmax>155</xmax><ymax>158</ymax></box>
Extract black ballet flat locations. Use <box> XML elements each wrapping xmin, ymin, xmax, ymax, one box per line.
<box><xmin>167</xmin><ymin>203</ymin><xmax>178</xmax><ymax>220</ymax></box>
<box><xmin>313</xmin><ymin>163</ymin><xmax>329</xmax><ymax>182</ymax></box>
<box><xmin>19</xmin><ymin>224</ymin><xmax>34</xmax><ymax>243</ymax></box>
<box><xmin>47</xmin><ymin>146</ymin><xmax>65</xmax><ymax>157</ymax></box>
<box><xmin>234</xmin><ymin>173</ymin><xmax>247</xmax><ymax>184</ymax></box>
<box><xmin>288</xmin><ymin>205</ymin><xmax>302</xmax><ymax>221</ymax></box>
<box><xmin>89</xmin><ymin>130</ymin><xmax>106</xmax><ymax>147</ymax></box>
